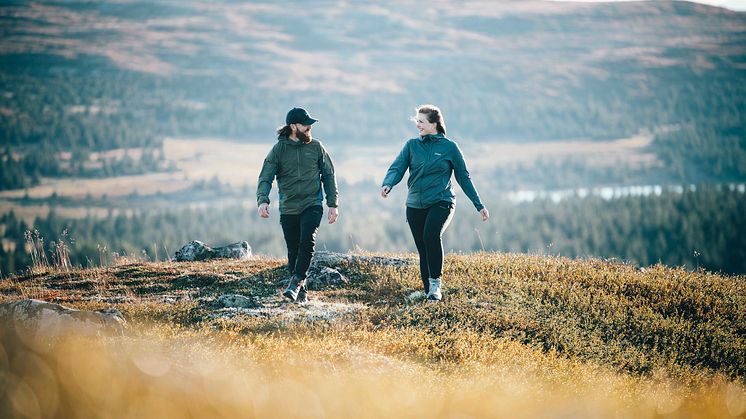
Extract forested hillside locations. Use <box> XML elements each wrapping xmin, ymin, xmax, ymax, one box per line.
<box><xmin>1</xmin><ymin>1</ymin><xmax>744</xmax><ymax>277</ymax></box>
<box><xmin>2</xmin><ymin>185</ymin><xmax>744</xmax><ymax>275</ymax></box>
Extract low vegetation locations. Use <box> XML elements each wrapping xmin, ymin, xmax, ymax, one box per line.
<box><xmin>1</xmin><ymin>252</ymin><xmax>744</xmax><ymax>417</ymax></box>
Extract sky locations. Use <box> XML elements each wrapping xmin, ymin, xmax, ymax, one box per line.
<box><xmin>549</xmin><ymin>0</ymin><xmax>746</xmax><ymax>10</ymax></box>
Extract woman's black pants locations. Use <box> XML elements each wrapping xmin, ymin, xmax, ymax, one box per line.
<box><xmin>280</xmin><ymin>205</ymin><xmax>323</xmax><ymax>279</ymax></box>
<box><xmin>406</xmin><ymin>201</ymin><xmax>454</xmax><ymax>293</ymax></box>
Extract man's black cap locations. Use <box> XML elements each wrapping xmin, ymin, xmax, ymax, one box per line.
<box><xmin>286</xmin><ymin>107</ymin><xmax>318</xmax><ymax>125</ymax></box>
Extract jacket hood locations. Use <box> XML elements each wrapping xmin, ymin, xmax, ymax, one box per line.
<box><xmin>278</xmin><ymin>136</ymin><xmax>308</xmax><ymax>146</ymax></box>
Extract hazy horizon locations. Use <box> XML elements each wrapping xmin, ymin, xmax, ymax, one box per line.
<box><xmin>549</xmin><ymin>0</ymin><xmax>746</xmax><ymax>11</ymax></box>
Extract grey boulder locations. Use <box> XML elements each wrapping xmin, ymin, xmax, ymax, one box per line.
<box><xmin>305</xmin><ymin>266</ymin><xmax>349</xmax><ymax>289</ymax></box>
<box><xmin>175</xmin><ymin>240</ymin><xmax>251</xmax><ymax>261</ymax></box>
<box><xmin>300</xmin><ymin>251</ymin><xmax>414</xmax><ymax>290</ymax></box>
<box><xmin>0</xmin><ymin>299</ymin><xmax>126</xmax><ymax>344</ymax></box>
<box><xmin>215</xmin><ymin>294</ymin><xmax>260</xmax><ymax>309</ymax></box>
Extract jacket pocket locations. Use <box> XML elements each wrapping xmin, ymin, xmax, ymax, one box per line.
<box><xmin>437</xmin><ymin>201</ymin><xmax>454</xmax><ymax>210</ymax></box>
<box><xmin>301</xmin><ymin>150</ymin><xmax>320</xmax><ymax>177</ymax></box>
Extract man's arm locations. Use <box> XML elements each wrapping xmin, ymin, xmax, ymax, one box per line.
<box><xmin>319</xmin><ymin>143</ymin><xmax>338</xmax><ymax>208</ymax></box>
<box><xmin>256</xmin><ymin>146</ymin><xmax>278</xmax><ymax>217</ymax></box>
<box><xmin>319</xmin><ymin>143</ymin><xmax>338</xmax><ymax>223</ymax></box>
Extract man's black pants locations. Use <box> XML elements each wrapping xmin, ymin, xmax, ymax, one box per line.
<box><xmin>280</xmin><ymin>205</ymin><xmax>323</xmax><ymax>279</ymax></box>
<box><xmin>406</xmin><ymin>201</ymin><xmax>455</xmax><ymax>293</ymax></box>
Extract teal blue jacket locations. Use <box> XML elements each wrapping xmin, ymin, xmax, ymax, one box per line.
<box><xmin>382</xmin><ymin>133</ymin><xmax>485</xmax><ymax>211</ymax></box>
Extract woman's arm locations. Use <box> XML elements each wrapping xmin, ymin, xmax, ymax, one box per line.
<box><xmin>381</xmin><ymin>140</ymin><xmax>411</xmax><ymax>192</ymax></box>
<box><xmin>451</xmin><ymin>143</ymin><xmax>485</xmax><ymax>212</ymax></box>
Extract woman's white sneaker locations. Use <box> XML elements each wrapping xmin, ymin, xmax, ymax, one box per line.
<box><xmin>427</xmin><ymin>277</ymin><xmax>442</xmax><ymax>301</ymax></box>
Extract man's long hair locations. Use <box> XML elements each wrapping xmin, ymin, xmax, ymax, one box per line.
<box><xmin>276</xmin><ymin>125</ymin><xmax>312</xmax><ymax>143</ymax></box>
<box><xmin>277</xmin><ymin>125</ymin><xmax>292</xmax><ymax>139</ymax></box>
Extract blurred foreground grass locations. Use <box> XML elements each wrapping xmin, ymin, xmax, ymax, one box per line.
<box><xmin>1</xmin><ymin>253</ymin><xmax>745</xmax><ymax>418</ymax></box>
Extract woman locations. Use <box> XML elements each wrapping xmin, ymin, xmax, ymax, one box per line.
<box><xmin>381</xmin><ymin>104</ymin><xmax>489</xmax><ymax>301</ymax></box>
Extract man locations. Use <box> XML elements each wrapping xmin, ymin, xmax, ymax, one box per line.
<box><xmin>257</xmin><ymin>107</ymin><xmax>339</xmax><ymax>303</ymax></box>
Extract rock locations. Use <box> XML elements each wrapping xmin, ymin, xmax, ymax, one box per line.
<box><xmin>312</xmin><ymin>251</ymin><xmax>350</xmax><ymax>267</ymax></box>
<box><xmin>313</xmin><ymin>251</ymin><xmax>413</xmax><ymax>269</ymax></box>
<box><xmin>215</xmin><ymin>294</ymin><xmax>260</xmax><ymax>309</ymax></box>
<box><xmin>174</xmin><ymin>240</ymin><xmax>251</xmax><ymax>261</ymax></box>
<box><xmin>305</xmin><ymin>266</ymin><xmax>348</xmax><ymax>290</ymax></box>
<box><xmin>0</xmin><ymin>299</ymin><xmax>126</xmax><ymax>345</ymax></box>
<box><xmin>298</xmin><ymin>251</ymin><xmax>413</xmax><ymax>290</ymax></box>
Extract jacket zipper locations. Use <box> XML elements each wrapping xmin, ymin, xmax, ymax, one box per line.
<box><xmin>421</xmin><ymin>139</ymin><xmax>432</xmax><ymax>208</ymax></box>
<box><xmin>297</xmin><ymin>146</ymin><xmax>301</xmax><ymax>198</ymax></box>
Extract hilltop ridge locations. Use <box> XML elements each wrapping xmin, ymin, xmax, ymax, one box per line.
<box><xmin>2</xmin><ymin>251</ymin><xmax>744</xmax><ymax>379</ymax></box>
<box><xmin>1</xmin><ymin>251</ymin><xmax>745</xmax><ymax>417</ymax></box>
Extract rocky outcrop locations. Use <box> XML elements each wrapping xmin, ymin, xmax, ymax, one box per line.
<box><xmin>0</xmin><ymin>299</ymin><xmax>126</xmax><ymax>342</ymax></box>
<box><xmin>312</xmin><ymin>251</ymin><xmax>413</xmax><ymax>269</ymax></box>
<box><xmin>214</xmin><ymin>294</ymin><xmax>260</xmax><ymax>309</ymax></box>
<box><xmin>306</xmin><ymin>265</ymin><xmax>348</xmax><ymax>289</ymax></box>
<box><xmin>174</xmin><ymin>240</ymin><xmax>251</xmax><ymax>261</ymax></box>
<box><xmin>302</xmin><ymin>251</ymin><xmax>413</xmax><ymax>290</ymax></box>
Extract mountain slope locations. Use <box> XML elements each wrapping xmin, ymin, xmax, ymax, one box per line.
<box><xmin>1</xmin><ymin>0</ymin><xmax>745</xmax><ymax>145</ymax></box>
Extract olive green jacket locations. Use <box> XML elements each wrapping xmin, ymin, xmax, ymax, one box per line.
<box><xmin>256</xmin><ymin>137</ymin><xmax>338</xmax><ymax>215</ymax></box>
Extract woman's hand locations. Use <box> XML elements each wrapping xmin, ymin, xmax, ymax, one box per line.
<box><xmin>258</xmin><ymin>203</ymin><xmax>270</xmax><ymax>218</ymax></box>
<box><xmin>328</xmin><ymin>207</ymin><xmax>338</xmax><ymax>224</ymax></box>
<box><xmin>380</xmin><ymin>186</ymin><xmax>391</xmax><ymax>198</ymax></box>
<box><xmin>480</xmin><ymin>208</ymin><xmax>490</xmax><ymax>221</ymax></box>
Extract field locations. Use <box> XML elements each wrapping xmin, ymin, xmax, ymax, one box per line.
<box><xmin>0</xmin><ymin>135</ymin><xmax>658</xmax><ymax>222</ymax></box>
<box><xmin>1</xmin><ymin>252</ymin><xmax>744</xmax><ymax>418</ymax></box>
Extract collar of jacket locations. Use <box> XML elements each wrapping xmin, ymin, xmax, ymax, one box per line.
<box><xmin>279</xmin><ymin>135</ymin><xmax>306</xmax><ymax>146</ymax></box>
<box><xmin>419</xmin><ymin>133</ymin><xmax>445</xmax><ymax>142</ymax></box>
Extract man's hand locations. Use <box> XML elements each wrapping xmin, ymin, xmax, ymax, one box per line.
<box><xmin>380</xmin><ymin>186</ymin><xmax>391</xmax><ymax>198</ymax></box>
<box><xmin>258</xmin><ymin>203</ymin><xmax>270</xmax><ymax>218</ymax></box>
<box><xmin>479</xmin><ymin>208</ymin><xmax>490</xmax><ymax>221</ymax></box>
<box><xmin>328</xmin><ymin>207</ymin><xmax>338</xmax><ymax>224</ymax></box>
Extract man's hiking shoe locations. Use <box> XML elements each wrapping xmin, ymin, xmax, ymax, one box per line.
<box><xmin>296</xmin><ymin>285</ymin><xmax>308</xmax><ymax>304</ymax></box>
<box><xmin>427</xmin><ymin>277</ymin><xmax>442</xmax><ymax>301</ymax></box>
<box><xmin>283</xmin><ymin>275</ymin><xmax>303</xmax><ymax>302</ymax></box>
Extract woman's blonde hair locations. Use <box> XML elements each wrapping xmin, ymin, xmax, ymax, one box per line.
<box><xmin>416</xmin><ymin>104</ymin><xmax>446</xmax><ymax>135</ymax></box>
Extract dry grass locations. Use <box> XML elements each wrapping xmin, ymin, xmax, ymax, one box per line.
<box><xmin>466</xmin><ymin>133</ymin><xmax>658</xmax><ymax>169</ymax></box>
<box><xmin>1</xmin><ymin>252</ymin><xmax>744</xmax><ymax>418</ymax></box>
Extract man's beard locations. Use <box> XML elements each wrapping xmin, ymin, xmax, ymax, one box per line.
<box><xmin>296</xmin><ymin>128</ymin><xmax>312</xmax><ymax>143</ymax></box>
